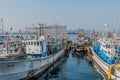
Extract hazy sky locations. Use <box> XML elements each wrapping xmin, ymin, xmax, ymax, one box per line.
<box><xmin>0</xmin><ymin>0</ymin><xmax>120</xmax><ymax>32</ymax></box>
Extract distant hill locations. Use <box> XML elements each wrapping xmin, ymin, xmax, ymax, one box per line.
<box><xmin>68</xmin><ymin>28</ymin><xmax>90</xmax><ymax>33</ymax></box>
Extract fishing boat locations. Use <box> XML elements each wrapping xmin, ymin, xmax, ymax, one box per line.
<box><xmin>84</xmin><ymin>37</ymin><xmax>92</xmax><ymax>46</ymax></box>
<box><xmin>74</xmin><ymin>33</ymin><xmax>85</xmax><ymax>53</ymax></box>
<box><xmin>0</xmin><ymin>25</ymin><xmax>67</xmax><ymax>80</ymax></box>
<box><xmin>0</xmin><ymin>33</ymin><xmax>25</xmax><ymax>58</ymax></box>
<box><xmin>0</xmin><ymin>35</ymin><xmax>66</xmax><ymax>80</ymax></box>
<box><xmin>91</xmin><ymin>33</ymin><xmax>120</xmax><ymax>80</ymax></box>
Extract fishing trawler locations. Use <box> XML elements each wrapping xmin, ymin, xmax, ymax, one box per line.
<box><xmin>0</xmin><ymin>32</ymin><xmax>25</xmax><ymax>58</ymax></box>
<box><xmin>74</xmin><ymin>33</ymin><xmax>84</xmax><ymax>53</ymax></box>
<box><xmin>91</xmin><ymin>25</ymin><xmax>120</xmax><ymax>80</ymax></box>
<box><xmin>0</xmin><ymin>25</ymin><xmax>67</xmax><ymax>80</ymax></box>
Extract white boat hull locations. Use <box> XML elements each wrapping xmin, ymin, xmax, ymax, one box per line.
<box><xmin>0</xmin><ymin>48</ymin><xmax>65</xmax><ymax>80</ymax></box>
<box><xmin>91</xmin><ymin>47</ymin><xmax>120</xmax><ymax>80</ymax></box>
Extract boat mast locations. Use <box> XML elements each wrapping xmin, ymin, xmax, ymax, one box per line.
<box><xmin>10</xmin><ymin>27</ymin><xmax>13</xmax><ymax>41</ymax></box>
<box><xmin>105</xmin><ymin>24</ymin><xmax>108</xmax><ymax>38</ymax></box>
<box><xmin>39</xmin><ymin>23</ymin><xmax>42</xmax><ymax>36</ymax></box>
<box><xmin>0</xmin><ymin>18</ymin><xmax>4</xmax><ymax>33</ymax></box>
<box><xmin>38</xmin><ymin>23</ymin><xmax>44</xmax><ymax>52</ymax></box>
<box><xmin>6</xmin><ymin>32</ymin><xmax>8</xmax><ymax>53</ymax></box>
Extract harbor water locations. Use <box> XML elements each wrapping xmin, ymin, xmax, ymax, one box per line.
<box><xmin>30</xmin><ymin>51</ymin><xmax>104</xmax><ymax>80</ymax></box>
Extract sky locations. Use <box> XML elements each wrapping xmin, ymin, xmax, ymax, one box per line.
<box><xmin>0</xmin><ymin>0</ymin><xmax>120</xmax><ymax>32</ymax></box>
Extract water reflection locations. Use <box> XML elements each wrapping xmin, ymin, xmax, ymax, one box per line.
<box><xmin>29</xmin><ymin>51</ymin><xmax>104</xmax><ymax>80</ymax></box>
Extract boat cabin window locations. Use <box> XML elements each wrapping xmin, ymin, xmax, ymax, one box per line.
<box><xmin>10</xmin><ymin>50</ymin><xmax>12</xmax><ymax>53</ymax></box>
<box><xmin>18</xmin><ymin>44</ymin><xmax>20</xmax><ymax>46</ymax></box>
<box><xmin>31</xmin><ymin>42</ymin><xmax>33</xmax><ymax>45</ymax></box>
<box><xmin>105</xmin><ymin>51</ymin><xmax>106</xmax><ymax>53</ymax></box>
<box><xmin>0</xmin><ymin>42</ymin><xmax>4</xmax><ymax>45</ymax></box>
<box><xmin>37</xmin><ymin>42</ymin><xmax>39</xmax><ymax>45</ymax></box>
<box><xmin>34</xmin><ymin>42</ymin><xmax>36</xmax><ymax>45</ymax></box>
<box><xmin>14</xmin><ymin>44</ymin><xmax>16</xmax><ymax>47</ymax></box>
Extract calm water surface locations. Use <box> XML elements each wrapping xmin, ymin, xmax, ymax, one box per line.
<box><xmin>34</xmin><ymin>51</ymin><xmax>103</xmax><ymax>80</ymax></box>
